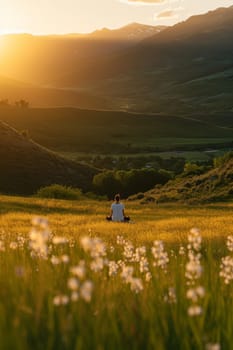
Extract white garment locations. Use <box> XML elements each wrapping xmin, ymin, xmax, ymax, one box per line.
<box><xmin>111</xmin><ymin>202</ymin><xmax>124</xmax><ymax>222</ymax></box>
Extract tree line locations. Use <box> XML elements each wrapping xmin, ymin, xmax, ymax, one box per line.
<box><xmin>0</xmin><ymin>99</ymin><xmax>29</xmax><ymax>108</ymax></box>
<box><xmin>92</xmin><ymin>168</ymin><xmax>172</xmax><ymax>199</ymax></box>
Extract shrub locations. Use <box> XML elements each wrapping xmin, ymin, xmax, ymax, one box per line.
<box><xmin>213</xmin><ymin>151</ymin><xmax>233</xmax><ymax>168</ymax></box>
<box><xmin>183</xmin><ymin>162</ymin><xmax>205</xmax><ymax>175</ymax></box>
<box><xmin>36</xmin><ymin>184</ymin><xmax>82</xmax><ymax>200</ymax></box>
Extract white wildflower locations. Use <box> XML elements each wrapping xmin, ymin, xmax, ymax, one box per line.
<box><xmin>109</xmin><ymin>245</ymin><xmax>115</xmax><ymax>253</ymax></box>
<box><xmin>220</xmin><ymin>256</ymin><xmax>233</xmax><ymax>284</ymax></box>
<box><xmin>71</xmin><ymin>291</ymin><xmax>79</xmax><ymax>302</ymax></box>
<box><xmin>121</xmin><ymin>266</ymin><xmax>134</xmax><ymax>283</ymax></box>
<box><xmin>152</xmin><ymin>240</ymin><xmax>169</xmax><ymax>270</ymax></box>
<box><xmin>70</xmin><ymin>261</ymin><xmax>86</xmax><ymax>280</ymax></box>
<box><xmin>90</xmin><ymin>257</ymin><xmax>104</xmax><ymax>272</ymax></box>
<box><xmin>186</xmin><ymin>228</ymin><xmax>204</xmax><ymax>317</ymax></box>
<box><xmin>17</xmin><ymin>236</ymin><xmax>25</xmax><ymax>249</ymax></box>
<box><xmin>0</xmin><ymin>241</ymin><xmax>5</xmax><ymax>252</ymax></box>
<box><xmin>227</xmin><ymin>236</ymin><xmax>233</xmax><ymax>252</ymax></box>
<box><xmin>188</xmin><ymin>228</ymin><xmax>202</xmax><ymax>252</ymax></box>
<box><xmin>139</xmin><ymin>257</ymin><xmax>149</xmax><ymax>273</ymax></box>
<box><xmin>188</xmin><ymin>305</ymin><xmax>202</xmax><ymax>316</ymax></box>
<box><xmin>123</xmin><ymin>242</ymin><xmax>134</xmax><ymax>261</ymax></box>
<box><xmin>52</xmin><ymin>236</ymin><xmax>68</xmax><ymax>245</ymax></box>
<box><xmin>61</xmin><ymin>255</ymin><xmax>70</xmax><ymax>264</ymax></box>
<box><xmin>53</xmin><ymin>295</ymin><xmax>69</xmax><ymax>306</ymax></box>
<box><xmin>108</xmin><ymin>261</ymin><xmax>119</xmax><ymax>277</ymax></box>
<box><xmin>117</xmin><ymin>260</ymin><xmax>125</xmax><ymax>269</ymax></box>
<box><xmin>67</xmin><ymin>277</ymin><xmax>79</xmax><ymax>291</ymax></box>
<box><xmin>164</xmin><ymin>287</ymin><xmax>177</xmax><ymax>304</ymax></box>
<box><xmin>186</xmin><ymin>286</ymin><xmax>205</xmax><ymax>302</ymax></box>
<box><xmin>29</xmin><ymin>217</ymin><xmax>51</xmax><ymax>258</ymax></box>
<box><xmin>51</xmin><ymin>255</ymin><xmax>60</xmax><ymax>265</ymax></box>
<box><xmin>9</xmin><ymin>242</ymin><xmax>18</xmax><ymax>250</ymax></box>
<box><xmin>80</xmin><ymin>236</ymin><xmax>92</xmax><ymax>251</ymax></box>
<box><xmin>80</xmin><ymin>237</ymin><xmax>106</xmax><ymax>258</ymax></box>
<box><xmin>145</xmin><ymin>272</ymin><xmax>152</xmax><ymax>282</ymax></box>
<box><xmin>116</xmin><ymin>235</ymin><xmax>125</xmax><ymax>245</ymax></box>
<box><xmin>135</xmin><ymin>246</ymin><xmax>146</xmax><ymax>262</ymax></box>
<box><xmin>130</xmin><ymin>277</ymin><xmax>143</xmax><ymax>293</ymax></box>
<box><xmin>185</xmin><ymin>259</ymin><xmax>203</xmax><ymax>282</ymax></box>
<box><xmin>179</xmin><ymin>246</ymin><xmax>185</xmax><ymax>255</ymax></box>
<box><xmin>80</xmin><ymin>280</ymin><xmax>93</xmax><ymax>303</ymax></box>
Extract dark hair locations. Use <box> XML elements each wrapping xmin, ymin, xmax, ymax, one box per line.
<box><xmin>114</xmin><ymin>194</ymin><xmax>120</xmax><ymax>202</ymax></box>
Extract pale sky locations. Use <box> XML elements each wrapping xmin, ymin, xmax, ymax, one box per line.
<box><xmin>0</xmin><ymin>0</ymin><xmax>232</xmax><ymax>35</ymax></box>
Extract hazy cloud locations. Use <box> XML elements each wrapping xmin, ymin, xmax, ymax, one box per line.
<box><xmin>156</xmin><ymin>9</ymin><xmax>177</xmax><ymax>18</ymax></box>
<box><xmin>119</xmin><ymin>0</ymin><xmax>182</xmax><ymax>6</ymax></box>
<box><xmin>154</xmin><ymin>6</ymin><xmax>184</xmax><ymax>20</ymax></box>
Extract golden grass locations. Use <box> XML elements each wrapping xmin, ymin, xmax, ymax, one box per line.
<box><xmin>0</xmin><ymin>194</ymin><xmax>232</xmax><ymax>349</ymax></box>
<box><xmin>0</xmin><ymin>194</ymin><xmax>232</xmax><ymax>244</ymax></box>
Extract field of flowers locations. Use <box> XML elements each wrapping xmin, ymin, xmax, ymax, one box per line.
<box><xmin>0</xmin><ymin>195</ymin><xmax>233</xmax><ymax>350</ymax></box>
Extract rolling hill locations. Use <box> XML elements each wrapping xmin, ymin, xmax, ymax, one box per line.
<box><xmin>139</xmin><ymin>155</ymin><xmax>233</xmax><ymax>204</ymax></box>
<box><xmin>1</xmin><ymin>107</ymin><xmax>233</xmax><ymax>154</ymax></box>
<box><xmin>0</xmin><ymin>74</ymin><xmax>108</xmax><ymax>109</ymax></box>
<box><xmin>0</xmin><ymin>120</ymin><xmax>98</xmax><ymax>195</ymax></box>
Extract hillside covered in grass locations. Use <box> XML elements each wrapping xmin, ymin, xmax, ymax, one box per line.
<box><xmin>1</xmin><ymin>107</ymin><xmax>233</xmax><ymax>154</ymax></box>
<box><xmin>0</xmin><ymin>121</ymin><xmax>98</xmax><ymax>195</ymax></box>
<box><xmin>140</xmin><ymin>155</ymin><xmax>233</xmax><ymax>204</ymax></box>
<box><xmin>0</xmin><ymin>74</ymin><xmax>108</xmax><ymax>110</ymax></box>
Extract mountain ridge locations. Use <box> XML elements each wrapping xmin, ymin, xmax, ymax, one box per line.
<box><xmin>0</xmin><ymin>7</ymin><xmax>233</xmax><ymax>115</ymax></box>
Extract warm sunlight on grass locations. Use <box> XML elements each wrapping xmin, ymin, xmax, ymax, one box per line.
<box><xmin>0</xmin><ymin>194</ymin><xmax>233</xmax><ymax>349</ymax></box>
<box><xmin>1</xmin><ymin>195</ymin><xmax>232</xmax><ymax>243</ymax></box>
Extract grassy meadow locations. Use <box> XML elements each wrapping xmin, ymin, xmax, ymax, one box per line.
<box><xmin>0</xmin><ymin>194</ymin><xmax>233</xmax><ymax>349</ymax></box>
<box><xmin>2</xmin><ymin>108</ymin><xmax>233</xmax><ymax>155</ymax></box>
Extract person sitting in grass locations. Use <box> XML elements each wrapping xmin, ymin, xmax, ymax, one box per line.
<box><xmin>106</xmin><ymin>194</ymin><xmax>130</xmax><ymax>222</ymax></box>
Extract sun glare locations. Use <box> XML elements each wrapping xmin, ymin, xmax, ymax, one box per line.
<box><xmin>0</xmin><ymin>36</ymin><xmax>6</xmax><ymax>51</ymax></box>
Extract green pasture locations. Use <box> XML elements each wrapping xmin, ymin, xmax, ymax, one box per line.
<box><xmin>1</xmin><ymin>108</ymin><xmax>233</xmax><ymax>154</ymax></box>
<box><xmin>61</xmin><ymin>148</ymin><xmax>227</xmax><ymax>163</ymax></box>
<box><xmin>0</xmin><ymin>195</ymin><xmax>233</xmax><ymax>349</ymax></box>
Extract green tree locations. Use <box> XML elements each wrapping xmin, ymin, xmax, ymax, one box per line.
<box><xmin>92</xmin><ymin>171</ymin><xmax>120</xmax><ymax>199</ymax></box>
<box><xmin>15</xmin><ymin>99</ymin><xmax>29</xmax><ymax>108</ymax></box>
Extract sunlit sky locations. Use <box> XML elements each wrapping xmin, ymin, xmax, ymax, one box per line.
<box><xmin>0</xmin><ymin>0</ymin><xmax>233</xmax><ymax>35</ymax></box>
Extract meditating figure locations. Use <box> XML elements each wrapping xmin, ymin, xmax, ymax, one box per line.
<box><xmin>106</xmin><ymin>194</ymin><xmax>130</xmax><ymax>222</ymax></box>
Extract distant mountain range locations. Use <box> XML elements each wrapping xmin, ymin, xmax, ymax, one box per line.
<box><xmin>0</xmin><ymin>23</ymin><xmax>165</xmax><ymax>86</ymax></box>
<box><xmin>90</xmin><ymin>23</ymin><xmax>166</xmax><ymax>41</ymax></box>
<box><xmin>0</xmin><ymin>7</ymin><xmax>233</xmax><ymax>116</ymax></box>
<box><xmin>0</xmin><ymin>121</ymin><xmax>97</xmax><ymax>195</ymax></box>
<box><xmin>55</xmin><ymin>5</ymin><xmax>233</xmax><ymax>115</ymax></box>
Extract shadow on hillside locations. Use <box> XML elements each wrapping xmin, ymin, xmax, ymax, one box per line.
<box><xmin>0</xmin><ymin>200</ymin><xmax>92</xmax><ymax>216</ymax></box>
